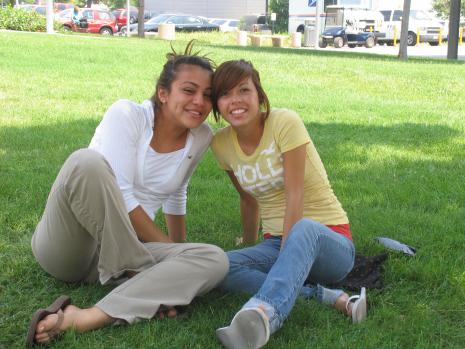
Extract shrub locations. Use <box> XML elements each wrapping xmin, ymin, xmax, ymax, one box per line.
<box><xmin>270</xmin><ymin>0</ymin><xmax>289</xmax><ymax>33</ymax></box>
<box><xmin>0</xmin><ymin>6</ymin><xmax>47</xmax><ymax>32</ymax></box>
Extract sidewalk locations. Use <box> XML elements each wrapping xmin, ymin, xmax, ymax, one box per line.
<box><xmin>307</xmin><ymin>42</ymin><xmax>465</xmax><ymax>60</ymax></box>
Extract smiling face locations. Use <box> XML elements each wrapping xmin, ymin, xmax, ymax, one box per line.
<box><xmin>216</xmin><ymin>77</ymin><xmax>262</xmax><ymax>130</ymax></box>
<box><xmin>157</xmin><ymin>64</ymin><xmax>212</xmax><ymax>130</ymax></box>
<box><xmin>211</xmin><ymin>60</ymin><xmax>270</xmax><ymax>124</ymax></box>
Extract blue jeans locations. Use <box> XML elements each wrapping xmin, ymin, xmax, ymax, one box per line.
<box><xmin>219</xmin><ymin>218</ymin><xmax>355</xmax><ymax>333</ymax></box>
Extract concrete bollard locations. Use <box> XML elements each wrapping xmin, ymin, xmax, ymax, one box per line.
<box><xmin>251</xmin><ymin>35</ymin><xmax>264</xmax><ymax>47</ymax></box>
<box><xmin>271</xmin><ymin>36</ymin><xmax>286</xmax><ymax>47</ymax></box>
<box><xmin>237</xmin><ymin>31</ymin><xmax>248</xmax><ymax>46</ymax></box>
<box><xmin>291</xmin><ymin>32</ymin><xmax>302</xmax><ymax>48</ymax></box>
<box><xmin>159</xmin><ymin>24</ymin><xmax>175</xmax><ymax>40</ymax></box>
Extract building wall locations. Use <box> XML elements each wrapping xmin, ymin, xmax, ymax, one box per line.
<box><xmin>145</xmin><ymin>0</ymin><xmax>266</xmax><ymax>19</ymax></box>
<box><xmin>374</xmin><ymin>0</ymin><xmax>434</xmax><ymax>10</ymax></box>
<box><xmin>324</xmin><ymin>0</ymin><xmax>434</xmax><ymax>11</ymax></box>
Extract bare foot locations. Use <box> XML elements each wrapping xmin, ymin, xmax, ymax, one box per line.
<box><xmin>157</xmin><ymin>305</ymin><xmax>178</xmax><ymax>319</ymax></box>
<box><xmin>334</xmin><ymin>292</ymin><xmax>352</xmax><ymax>317</ymax></box>
<box><xmin>34</xmin><ymin>305</ymin><xmax>79</xmax><ymax>343</ymax></box>
<box><xmin>125</xmin><ymin>270</ymin><xmax>138</xmax><ymax>279</ymax></box>
<box><xmin>34</xmin><ymin>305</ymin><xmax>113</xmax><ymax>343</ymax></box>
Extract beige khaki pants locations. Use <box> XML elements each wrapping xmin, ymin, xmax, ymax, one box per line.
<box><xmin>31</xmin><ymin>149</ymin><xmax>228</xmax><ymax>323</ymax></box>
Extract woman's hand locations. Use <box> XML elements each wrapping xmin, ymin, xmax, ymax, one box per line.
<box><xmin>129</xmin><ymin>206</ymin><xmax>172</xmax><ymax>243</ymax></box>
<box><xmin>165</xmin><ymin>214</ymin><xmax>186</xmax><ymax>243</ymax></box>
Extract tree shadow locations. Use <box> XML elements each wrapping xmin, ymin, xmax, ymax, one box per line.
<box><xmin>1</xmin><ymin>118</ymin><xmax>464</xmax><ymax>347</ymax></box>
<box><xmin>192</xmin><ymin>120</ymin><xmax>464</xmax><ymax>252</ymax></box>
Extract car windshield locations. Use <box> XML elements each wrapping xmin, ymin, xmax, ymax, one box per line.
<box><xmin>35</xmin><ymin>6</ymin><xmax>46</xmax><ymax>15</ymax></box>
<box><xmin>410</xmin><ymin>10</ymin><xmax>433</xmax><ymax>21</ymax></box>
<box><xmin>58</xmin><ymin>8</ymin><xmax>72</xmax><ymax>18</ymax></box>
<box><xmin>146</xmin><ymin>14</ymin><xmax>172</xmax><ymax>24</ymax></box>
<box><xmin>213</xmin><ymin>19</ymin><xmax>226</xmax><ymax>25</ymax></box>
<box><xmin>325</xmin><ymin>8</ymin><xmax>344</xmax><ymax>27</ymax></box>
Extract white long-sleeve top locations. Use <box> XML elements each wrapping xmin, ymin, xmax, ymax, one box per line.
<box><xmin>89</xmin><ymin>99</ymin><xmax>212</xmax><ymax>220</ymax></box>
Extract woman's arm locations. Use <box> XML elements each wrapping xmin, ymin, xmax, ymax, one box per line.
<box><xmin>281</xmin><ymin>144</ymin><xmax>307</xmax><ymax>247</ymax></box>
<box><xmin>165</xmin><ymin>214</ymin><xmax>186</xmax><ymax>243</ymax></box>
<box><xmin>162</xmin><ymin>181</ymin><xmax>188</xmax><ymax>242</ymax></box>
<box><xmin>226</xmin><ymin>171</ymin><xmax>260</xmax><ymax>244</ymax></box>
<box><xmin>89</xmin><ymin>101</ymin><xmax>142</xmax><ymax>215</ymax></box>
<box><xmin>129</xmin><ymin>206</ymin><xmax>172</xmax><ymax>243</ymax></box>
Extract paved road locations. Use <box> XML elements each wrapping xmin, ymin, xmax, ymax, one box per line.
<box><xmin>305</xmin><ymin>42</ymin><xmax>465</xmax><ymax>60</ymax></box>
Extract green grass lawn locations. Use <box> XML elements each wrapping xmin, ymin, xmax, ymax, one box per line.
<box><xmin>1</xmin><ymin>31</ymin><xmax>464</xmax><ymax>348</ymax></box>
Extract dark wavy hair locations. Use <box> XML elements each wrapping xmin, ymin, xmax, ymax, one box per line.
<box><xmin>151</xmin><ymin>40</ymin><xmax>215</xmax><ymax>110</ymax></box>
<box><xmin>211</xmin><ymin>59</ymin><xmax>270</xmax><ymax>122</ymax></box>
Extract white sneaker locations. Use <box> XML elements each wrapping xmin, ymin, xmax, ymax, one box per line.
<box><xmin>216</xmin><ymin>307</ymin><xmax>270</xmax><ymax>349</ymax></box>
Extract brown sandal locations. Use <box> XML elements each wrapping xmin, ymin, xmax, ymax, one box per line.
<box><xmin>25</xmin><ymin>295</ymin><xmax>71</xmax><ymax>347</ymax></box>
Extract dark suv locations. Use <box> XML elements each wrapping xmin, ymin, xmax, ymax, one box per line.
<box><xmin>121</xmin><ymin>13</ymin><xmax>219</xmax><ymax>34</ymax></box>
<box><xmin>242</xmin><ymin>14</ymin><xmax>270</xmax><ymax>32</ymax></box>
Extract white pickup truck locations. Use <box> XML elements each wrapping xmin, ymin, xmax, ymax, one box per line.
<box><xmin>378</xmin><ymin>9</ymin><xmax>447</xmax><ymax>46</ymax></box>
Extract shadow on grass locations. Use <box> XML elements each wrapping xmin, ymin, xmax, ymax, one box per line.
<box><xmin>299</xmin><ymin>120</ymin><xmax>464</xmax><ymax>251</ymax></box>
<box><xmin>0</xmin><ymin>118</ymin><xmax>97</xmax><ymax>154</ymax></box>
<box><xmin>1</xmin><ymin>119</ymin><xmax>464</xmax><ymax>348</ymax></box>
<box><xmin>304</xmin><ymin>121</ymin><xmax>461</xmax><ymax>149</ymax></box>
<box><xmin>0</xmin><ymin>119</ymin><xmax>99</xmax><ymax>242</ymax></box>
<box><xmin>192</xmin><ymin>120</ymin><xmax>464</xmax><ymax>252</ymax></box>
<box><xmin>1</xmin><ymin>118</ymin><xmax>461</xmax><ymax>229</ymax></box>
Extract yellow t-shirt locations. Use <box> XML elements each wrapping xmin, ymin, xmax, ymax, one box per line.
<box><xmin>211</xmin><ymin>108</ymin><xmax>348</xmax><ymax>236</ymax></box>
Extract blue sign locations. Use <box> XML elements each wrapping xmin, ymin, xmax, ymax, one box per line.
<box><xmin>308</xmin><ymin>0</ymin><xmax>316</xmax><ymax>6</ymax></box>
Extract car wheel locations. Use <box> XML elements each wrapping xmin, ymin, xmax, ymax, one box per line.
<box><xmin>319</xmin><ymin>38</ymin><xmax>327</xmax><ymax>48</ymax></box>
<box><xmin>365</xmin><ymin>37</ymin><xmax>375</xmax><ymax>48</ymax></box>
<box><xmin>429</xmin><ymin>41</ymin><xmax>439</xmax><ymax>46</ymax></box>
<box><xmin>99</xmin><ymin>27</ymin><xmax>113</xmax><ymax>35</ymax></box>
<box><xmin>348</xmin><ymin>44</ymin><xmax>356</xmax><ymax>48</ymax></box>
<box><xmin>62</xmin><ymin>25</ymin><xmax>71</xmax><ymax>32</ymax></box>
<box><xmin>386</xmin><ymin>41</ymin><xmax>394</xmax><ymax>46</ymax></box>
<box><xmin>297</xmin><ymin>25</ymin><xmax>305</xmax><ymax>33</ymax></box>
<box><xmin>129</xmin><ymin>16</ymin><xmax>136</xmax><ymax>24</ymax></box>
<box><xmin>333</xmin><ymin>36</ymin><xmax>344</xmax><ymax>48</ymax></box>
<box><xmin>407</xmin><ymin>31</ymin><xmax>416</xmax><ymax>46</ymax></box>
<box><xmin>378</xmin><ymin>41</ymin><xmax>385</xmax><ymax>46</ymax></box>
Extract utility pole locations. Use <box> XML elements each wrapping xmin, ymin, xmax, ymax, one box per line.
<box><xmin>126</xmin><ymin>0</ymin><xmax>130</xmax><ymax>37</ymax></box>
<box><xmin>447</xmin><ymin>0</ymin><xmax>461</xmax><ymax>60</ymax></box>
<box><xmin>313</xmin><ymin>0</ymin><xmax>321</xmax><ymax>48</ymax></box>
<box><xmin>398</xmin><ymin>0</ymin><xmax>411</xmax><ymax>60</ymax></box>
<box><xmin>137</xmin><ymin>0</ymin><xmax>144</xmax><ymax>38</ymax></box>
<box><xmin>45</xmin><ymin>0</ymin><xmax>54</xmax><ymax>34</ymax></box>
<box><xmin>265</xmin><ymin>0</ymin><xmax>269</xmax><ymax>26</ymax></box>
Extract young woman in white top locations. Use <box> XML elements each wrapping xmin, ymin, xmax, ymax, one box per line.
<box><xmin>27</xmin><ymin>41</ymin><xmax>228</xmax><ymax>347</ymax></box>
<box><xmin>210</xmin><ymin>60</ymin><xmax>367</xmax><ymax>349</ymax></box>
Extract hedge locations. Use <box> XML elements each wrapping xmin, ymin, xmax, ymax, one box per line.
<box><xmin>0</xmin><ymin>6</ymin><xmax>57</xmax><ymax>32</ymax></box>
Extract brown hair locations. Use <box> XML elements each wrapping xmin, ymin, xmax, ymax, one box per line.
<box><xmin>151</xmin><ymin>40</ymin><xmax>215</xmax><ymax>110</ymax></box>
<box><xmin>211</xmin><ymin>59</ymin><xmax>270</xmax><ymax>122</ymax></box>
